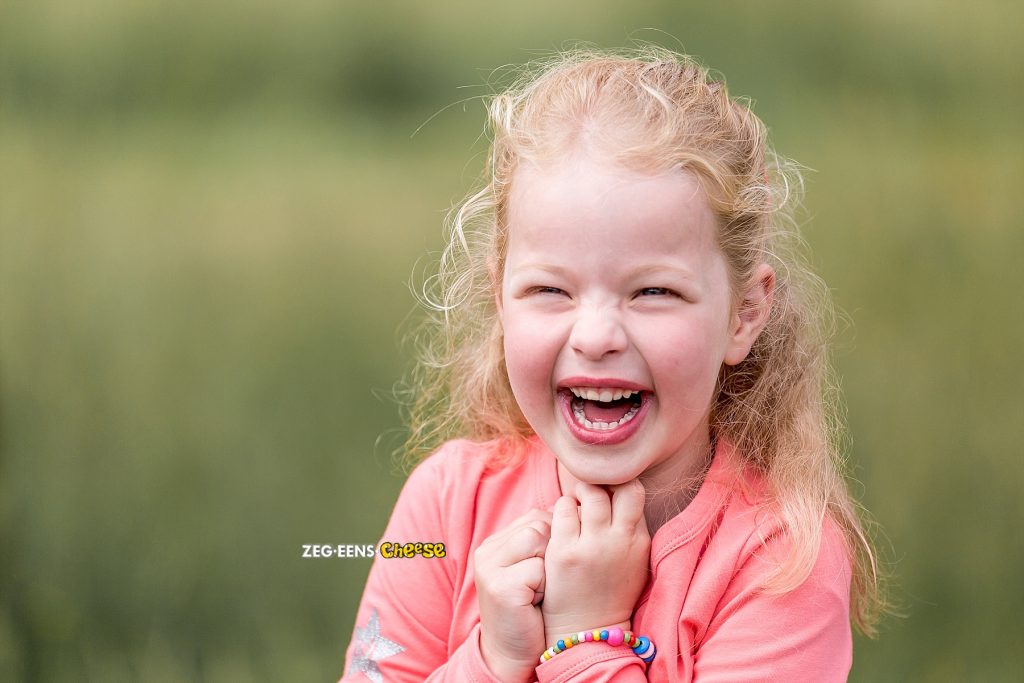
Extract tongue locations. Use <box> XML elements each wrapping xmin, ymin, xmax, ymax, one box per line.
<box><xmin>582</xmin><ymin>399</ymin><xmax>632</xmax><ymax>423</ymax></box>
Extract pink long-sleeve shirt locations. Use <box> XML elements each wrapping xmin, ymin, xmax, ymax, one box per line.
<box><xmin>341</xmin><ymin>437</ymin><xmax>852</xmax><ymax>682</ymax></box>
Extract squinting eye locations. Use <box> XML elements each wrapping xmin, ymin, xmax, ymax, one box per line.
<box><xmin>638</xmin><ymin>287</ymin><xmax>672</xmax><ymax>296</ymax></box>
<box><xmin>528</xmin><ymin>286</ymin><xmax>567</xmax><ymax>296</ymax></box>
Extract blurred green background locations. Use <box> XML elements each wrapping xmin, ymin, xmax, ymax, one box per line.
<box><xmin>1</xmin><ymin>0</ymin><xmax>1021</xmax><ymax>680</ymax></box>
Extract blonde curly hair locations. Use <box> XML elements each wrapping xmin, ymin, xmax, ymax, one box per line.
<box><xmin>403</xmin><ymin>45</ymin><xmax>885</xmax><ymax>635</ymax></box>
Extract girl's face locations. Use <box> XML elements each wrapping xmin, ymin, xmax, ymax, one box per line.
<box><xmin>500</xmin><ymin>154</ymin><xmax>762</xmax><ymax>487</ymax></box>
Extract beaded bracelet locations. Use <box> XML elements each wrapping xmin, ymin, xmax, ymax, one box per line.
<box><xmin>539</xmin><ymin>626</ymin><xmax>657</xmax><ymax>665</ymax></box>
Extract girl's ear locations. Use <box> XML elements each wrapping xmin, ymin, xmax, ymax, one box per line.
<box><xmin>724</xmin><ymin>263</ymin><xmax>775</xmax><ymax>366</ymax></box>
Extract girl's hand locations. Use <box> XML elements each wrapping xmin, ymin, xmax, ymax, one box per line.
<box><xmin>541</xmin><ymin>479</ymin><xmax>650</xmax><ymax>645</ymax></box>
<box><xmin>474</xmin><ymin>508</ymin><xmax>552</xmax><ymax>683</ymax></box>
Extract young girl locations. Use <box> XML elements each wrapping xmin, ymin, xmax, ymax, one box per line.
<box><xmin>341</xmin><ymin>47</ymin><xmax>882</xmax><ymax>682</ymax></box>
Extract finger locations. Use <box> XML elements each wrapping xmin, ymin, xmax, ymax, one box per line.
<box><xmin>577</xmin><ymin>482</ymin><xmax>612</xmax><ymax>531</ymax></box>
<box><xmin>533</xmin><ymin>567</ymin><xmax>545</xmax><ymax>606</ymax></box>
<box><xmin>550</xmin><ymin>495</ymin><xmax>580</xmax><ymax>541</ymax></box>
<box><xmin>523</xmin><ymin>520</ymin><xmax>551</xmax><ymax>554</ymax></box>
<box><xmin>490</xmin><ymin>524</ymin><xmax>549</xmax><ymax>568</ymax></box>
<box><xmin>516</xmin><ymin>556</ymin><xmax>545</xmax><ymax>605</ymax></box>
<box><xmin>504</xmin><ymin>513</ymin><xmax>551</xmax><ymax>547</ymax></box>
<box><xmin>487</xmin><ymin>508</ymin><xmax>553</xmax><ymax>546</ymax></box>
<box><xmin>504</xmin><ymin>508</ymin><xmax>554</xmax><ymax>531</ymax></box>
<box><xmin>528</xmin><ymin>509</ymin><xmax>553</xmax><ymax>526</ymax></box>
<box><xmin>610</xmin><ymin>478</ymin><xmax>646</xmax><ymax>530</ymax></box>
<box><xmin>507</xmin><ymin>557</ymin><xmax>548</xmax><ymax>610</ymax></box>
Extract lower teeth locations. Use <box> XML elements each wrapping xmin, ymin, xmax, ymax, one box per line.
<box><xmin>572</xmin><ymin>402</ymin><xmax>640</xmax><ymax>431</ymax></box>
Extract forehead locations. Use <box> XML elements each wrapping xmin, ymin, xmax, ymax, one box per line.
<box><xmin>505</xmin><ymin>156</ymin><xmax>721</xmax><ymax>263</ymax></box>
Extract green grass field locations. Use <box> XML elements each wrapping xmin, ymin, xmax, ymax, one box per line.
<box><xmin>2</xmin><ymin>1</ymin><xmax>1022</xmax><ymax>680</ymax></box>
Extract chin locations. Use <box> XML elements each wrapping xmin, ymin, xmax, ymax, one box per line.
<box><xmin>562</xmin><ymin>456</ymin><xmax>642</xmax><ymax>488</ymax></box>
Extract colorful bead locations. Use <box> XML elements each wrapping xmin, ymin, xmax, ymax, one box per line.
<box><xmin>540</xmin><ymin>626</ymin><xmax>656</xmax><ymax>667</ymax></box>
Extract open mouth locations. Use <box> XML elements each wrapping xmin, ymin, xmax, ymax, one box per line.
<box><xmin>568</xmin><ymin>387</ymin><xmax>643</xmax><ymax>430</ymax></box>
<box><xmin>558</xmin><ymin>384</ymin><xmax>652</xmax><ymax>445</ymax></box>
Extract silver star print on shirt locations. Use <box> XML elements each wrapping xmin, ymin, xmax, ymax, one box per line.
<box><xmin>347</xmin><ymin>608</ymin><xmax>405</xmax><ymax>683</ymax></box>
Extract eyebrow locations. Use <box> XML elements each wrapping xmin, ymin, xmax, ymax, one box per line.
<box><xmin>508</xmin><ymin>263</ymin><xmax>697</xmax><ymax>281</ymax></box>
<box><xmin>627</xmin><ymin>264</ymin><xmax>697</xmax><ymax>281</ymax></box>
<box><xmin>507</xmin><ymin>263</ymin><xmax>570</xmax><ymax>277</ymax></box>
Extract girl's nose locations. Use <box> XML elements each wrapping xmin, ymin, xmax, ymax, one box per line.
<box><xmin>569</xmin><ymin>306</ymin><xmax>628</xmax><ymax>360</ymax></box>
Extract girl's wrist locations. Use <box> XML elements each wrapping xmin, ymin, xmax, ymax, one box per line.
<box><xmin>544</xmin><ymin>619</ymin><xmax>631</xmax><ymax>648</ymax></box>
<box><xmin>539</xmin><ymin>623</ymin><xmax>657</xmax><ymax>667</ymax></box>
<box><xmin>479</xmin><ymin>633</ymin><xmax>535</xmax><ymax>683</ymax></box>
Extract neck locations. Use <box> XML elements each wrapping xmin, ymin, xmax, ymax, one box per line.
<box><xmin>639</xmin><ymin>433</ymin><xmax>715</xmax><ymax>536</ymax></box>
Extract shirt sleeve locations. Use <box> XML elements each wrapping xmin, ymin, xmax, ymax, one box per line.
<box><xmin>691</xmin><ymin>522</ymin><xmax>853</xmax><ymax>683</ymax></box>
<box><xmin>534</xmin><ymin>641</ymin><xmax>650</xmax><ymax>682</ymax></box>
<box><xmin>339</xmin><ymin>446</ymin><xmax>504</xmax><ymax>683</ymax></box>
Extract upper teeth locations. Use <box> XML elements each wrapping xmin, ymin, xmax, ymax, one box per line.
<box><xmin>569</xmin><ymin>387</ymin><xmax>638</xmax><ymax>401</ymax></box>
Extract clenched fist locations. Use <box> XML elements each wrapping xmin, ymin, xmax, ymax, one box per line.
<box><xmin>541</xmin><ymin>479</ymin><xmax>651</xmax><ymax>644</ymax></box>
<box><xmin>475</xmin><ymin>508</ymin><xmax>552</xmax><ymax>682</ymax></box>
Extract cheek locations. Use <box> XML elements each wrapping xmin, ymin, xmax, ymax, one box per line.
<box><xmin>501</xmin><ymin>309</ymin><xmax>560</xmax><ymax>403</ymax></box>
<box><xmin>646</xmin><ymin>319</ymin><xmax>724</xmax><ymax>386</ymax></box>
